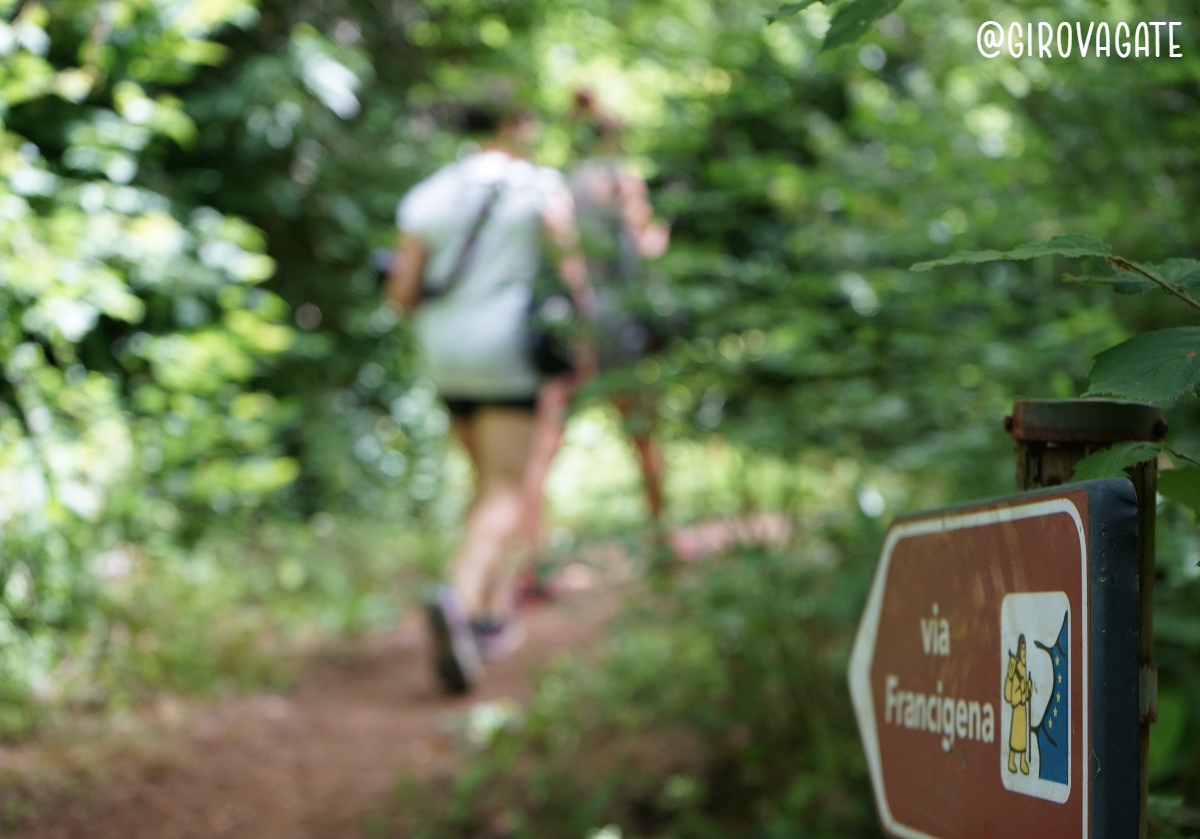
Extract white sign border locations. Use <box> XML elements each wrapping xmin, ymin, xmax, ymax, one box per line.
<box><xmin>847</xmin><ymin>498</ymin><xmax>1089</xmax><ymax>839</ymax></box>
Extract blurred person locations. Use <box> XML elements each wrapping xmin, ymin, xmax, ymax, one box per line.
<box><xmin>386</xmin><ymin>99</ymin><xmax>594</xmax><ymax>694</ymax></box>
<box><xmin>521</xmin><ymin>89</ymin><xmax>671</xmax><ymax>577</ymax></box>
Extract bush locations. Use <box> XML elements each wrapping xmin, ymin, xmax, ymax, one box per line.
<box><xmin>397</xmin><ymin>524</ymin><xmax>889</xmax><ymax>839</ymax></box>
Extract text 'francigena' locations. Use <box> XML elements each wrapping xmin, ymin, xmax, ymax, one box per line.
<box><xmin>885</xmin><ymin>675</ymin><xmax>996</xmax><ymax>753</ymax></box>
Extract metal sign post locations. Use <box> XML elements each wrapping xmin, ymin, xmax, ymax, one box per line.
<box><xmin>1007</xmin><ymin>399</ymin><xmax>1167</xmax><ymax>839</ymax></box>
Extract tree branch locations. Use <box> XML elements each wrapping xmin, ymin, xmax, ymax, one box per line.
<box><xmin>1108</xmin><ymin>257</ymin><xmax>1200</xmax><ymax>315</ymax></box>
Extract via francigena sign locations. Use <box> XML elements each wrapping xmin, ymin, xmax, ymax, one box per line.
<box><xmin>848</xmin><ymin>480</ymin><xmax>1140</xmax><ymax>839</ymax></box>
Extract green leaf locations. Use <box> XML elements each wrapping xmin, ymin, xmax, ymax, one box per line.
<box><xmin>766</xmin><ymin>0</ymin><xmax>822</xmax><ymax>24</ymax></box>
<box><xmin>822</xmin><ymin>0</ymin><xmax>902</xmax><ymax>51</ymax></box>
<box><xmin>1066</xmin><ymin>258</ymin><xmax>1200</xmax><ymax>296</ymax></box>
<box><xmin>1158</xmin><ymin>468</ymin><xmax>1200</xmax><ymax>520</ymax></box>
<box><xmin>1065</xmin><ymin>260</ymin><xmax>1157</xmax><ymax>295</ymax></box>
<box><xmin>1064</xmin><ymin>272</ymin><xmax>1156</xmax><ymax>294</ymax></box>
<box><xmin>1085</xmin><ymin>327</ymin><xmax>1200</xmax><ymax>402</ymax></box>
<box><xmin>1149</xmin><ymin>688</ymin><xmax>1190</xmax><ymax>779</ymax></box>
<box><xmin>174</xmin><ymin>39</ymin><xmax>231</xmax><ymax>67</ymax></box>
<box><xmin>1152</xmin><ymin>258</ymin><xmax>1200</xmax><ymax>290</ymax></box>
<box><xmin>911</xmin><ymin>235</ymin><xmax>1112</xmax><ymax>272</ymax></box>
<box><xmin>1107</xmin><ymin>258</ymin><xmax>1200</xmax><ymax>295</ymax></box>
<box><xmin>1071</xmin><ymin>441</ymin><xmax>1164</xmax><ymax>481</ymax></box>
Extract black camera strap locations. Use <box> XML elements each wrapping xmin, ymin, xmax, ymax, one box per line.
<box><xmin>423</xmin><ymin>181</ymin><xmax>503</xmax><ymax>301</ymax></box>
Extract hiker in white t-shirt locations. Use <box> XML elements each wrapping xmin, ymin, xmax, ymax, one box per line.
<box><xmin>386</xmin><ymin>103</ymin><xmax>595</xmax><ymax>694</ymax></box>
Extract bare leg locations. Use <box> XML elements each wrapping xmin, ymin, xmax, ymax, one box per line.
<box><xmin>449</xmin><ymin>408</ymin><xmax>535</xmax><ymax>619</ymax></box>
<box><xmin>451</xmin><ymin>415</ymin><xmax>482</xmax><ymax>513</ymax></box>
<box><xmin>631</xmin><ymin>432</ymin><xmax>664</xmax><ymax>523</ymax></box>
<box><xmin>615</xmin><ymin>390</ymin><xmax>664</xmax><ymax>525</ymax></box>
<box><xmin>521</xmin><ymin>376</ymin><xmax>574</xmax><ymax>558</ymax></box>
<box><xmin>452</xmin><ymin>415</ymin><xmax>480</xmax><ymax>464</ymax></box>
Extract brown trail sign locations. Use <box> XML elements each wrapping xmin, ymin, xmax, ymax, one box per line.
<box><xmin>848</xmin><ymin>480</ymin><xmax>1139</xmax><ymax>839</ymax></box>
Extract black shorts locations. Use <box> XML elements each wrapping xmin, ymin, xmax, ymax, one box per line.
<box><xmin>443</xmin><ymin>396</ymin><xmax>537</xmax><ymax>420</ymax></box>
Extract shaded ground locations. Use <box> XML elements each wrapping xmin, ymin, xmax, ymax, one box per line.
<box><xmin>0</xmin><ymin>517</ymin><xmax>788</xmax><ymax>839</ymax></box>
<box><xmin>2</xmin><ymin>577</ymin><xmax>622</xmax><ymax>839</ymax></box>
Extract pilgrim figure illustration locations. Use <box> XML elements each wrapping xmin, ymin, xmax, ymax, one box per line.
<box><xmin>1004</xmin><ymin>634</ymin><xmax>1032</xmax><ymax>775</ymax></box>
<box><xmin>999</xmin><ymin>591</ymin><xmax>1071</xmax><ymax>803</ymax></box>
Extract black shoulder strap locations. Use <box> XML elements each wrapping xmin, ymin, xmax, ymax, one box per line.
<box><xmin>423</xmin><ymin>181</ymin><xmax>502</xmax><ymax>300</ymax></box>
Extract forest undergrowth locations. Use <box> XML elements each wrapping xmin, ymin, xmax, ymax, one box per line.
<box><xmin>386</xmin><ymin>506</ymin><xmax>1200</xmax><ymax>839</ymax></box>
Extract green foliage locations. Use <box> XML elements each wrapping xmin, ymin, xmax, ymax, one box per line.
<box><xmin>1070</xmin><ymin>442</ymin><xmax>1164</xmax><ymax>482</ymax></box>
<box><xmin>1067</xmin><ymin>258</ymin><xmax>1200</xmax><ymax>296</ymax></box>
<box><xmin>1149</xmin><ymin>500</ymin><xmax>1200</xmax><ymax>826</ymax></box>
<box><xmin>171</xmin><ymin>0</ymin><xmax>464</xmax><ymax>516</ymax></box>
<box><xmin>1151</xmin><ymin>260</ymin><xmax>1200</xmax><ymax>292</ymax></box>
<box><xmin>914</xmin><ymin>239</ymin><xmax>1200</xmax><ymax>402</ymax></box>
<box><xmin>822</xmin><ymin>0</ymin><xmax>903</xmax><ymax>52</ymax></box>
<box><xmin>1158</xmin><ymin>469</ymin><xmax>1200</xmax><ymax>522</ymax></box>
<box><xmin>1086</xmin><ymin>327</ymin><xmax>1200</xmax><ymax>403</ymax></box>
<box><xmin>397</xmin><ymin>539</ymin><xmax>882</xmax><ymax>839</ymax></box>
<box><xmin>767</xmin><ymin>0</ymin><xmax>905</xmax><ymax>53</ymax></box>
<box><xmin>765</xmin><ymin>1</ymin><xmax>822</xmax><ymax>25</ymax></box>
<box><xmin>3</xmin><ymin>0</ymin><xmax>1200</xmax><ymax>827</ymax></box>
<box><xmin>86</xmin><ymin>515</ymin><xmax>435</xmax><ymax>704</ymax></box>
<box><xmin>0</xmin><ymin>0</ymin><xmax>306</xmax><ymax>725</ymax></box>
<box><xmin>911</xmin><ymin>235</ymin><xmax>1112</xmax><ymax>271</ymax></box>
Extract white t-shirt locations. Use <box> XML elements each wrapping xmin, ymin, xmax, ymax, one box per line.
<box><xmin>397</xmin><ymin>151</ymin><xmax>564</xmax><ymax>400</ymax></box>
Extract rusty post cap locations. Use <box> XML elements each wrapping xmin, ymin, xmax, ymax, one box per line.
<box><xmin>1006</xmin><ymin>399</ymin><xmax>1167</xmax><ymax>444</ymax></box>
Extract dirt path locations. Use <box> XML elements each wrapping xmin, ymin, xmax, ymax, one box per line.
<box><xmin>0</xmin><ymin>516</ymin><xmax>790</xmax><ymax>839</ymax></box>
<box><xmin>3</xmin><ymin>580</ymin><xmax>623</xmax><ymax>839</ymax></box>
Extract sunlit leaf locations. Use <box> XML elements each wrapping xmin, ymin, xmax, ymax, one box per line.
<box><xmin>174</xmin><ymin>39</ymin><xmax>230</xmax><ymax>66</ymax></box>
<box><xmin>291</xmin><ymin>24</ymin><xmax>363</xmax><ymax>120</ymax></box>
<box><xmin>1086</xmin><ymin>327</ymin><xmax>1200</xmax><ymax>402</ymax></box>
<box><xmin>822</xmin><ymin>0</ymin><xmax>903</xmax><ymax>51</ymax></box>
<box><xmin>766</xmin><ymin>0</ymin><xmax>822</xmax><ymax>24</ymax></box>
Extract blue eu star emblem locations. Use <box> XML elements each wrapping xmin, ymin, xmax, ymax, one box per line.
<box><xmin>1031</xmin><ymin>614</ymin><xmax>1069</xmax><ymax>784</ymax></box>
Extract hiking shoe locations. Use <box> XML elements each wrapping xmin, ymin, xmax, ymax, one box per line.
<box><xmin>425</xmin><ymin>585</ymin><xmax>483</xmax><ymax>695</ymax></box>
<box><xmin>471</xmin><ymin>616</ymin><xmax>527</xmax><ymax>662</ymax></box>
